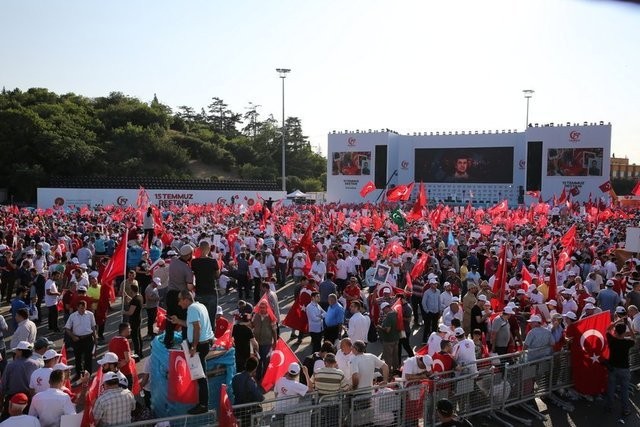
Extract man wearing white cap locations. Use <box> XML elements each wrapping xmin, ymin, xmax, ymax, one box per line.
<box><xmin>442</xmin><ymin>297</ymin><xmax>463</xmax><ymax>327</ymax></box>
<box><xmin>427</xmin><ymin>324</ymin><xmax>451</xmax><ymax>357</ymax></box>
<box><xmin>274</xmin><ymin>362</ymin><xmax>311</xmax><ymax>411</ymax></box>
<box><xmin>91</xmin><ymin>371</ymin><xmax>135</xmax><ymax>427</ymax></box>
<box><xmin>560</xmin><ymin>289</ymin><xmax>578</xmax><ymax>316</ymax></box>
<box><xmin>490</xmin><ymin>307</ymin><xmax>514</xmax><ymax>355</ymax></box>
<box><xmin>1</xmin><ymin>341</ymin><xmax>38</xmax><ymax>417</ymax></box>
<box><xmin>439</xmin><ymin>282</ymin><xmax>454</xmax><ymax>311</ymax></box>
<box><xmin>523</xmin><ymin>315</ymin><xmax>554</xmax><ymax>361</ymax></box>
<box><xmin>470</xmin><ymin>295</ymin><xmax>491</xmax><ymax>337</ymax></box>
<box><xmin>29</xmin><ymin>349</ymin><xmax>61</xmax><ymax>394</ymax></box>
<box><xmin>401</xmin><ymin>354</ymin><xmax>433</xmax><ymax>382</ymax></box>
<box><xmin>452</xmin><ymin>327</ymin><xmax>478</xmax><ymax>375</ymax></box>
<box><xmin>422</xmin><ymin>279</ymin><xmax>441</xmax><ymax>341</ymax></box>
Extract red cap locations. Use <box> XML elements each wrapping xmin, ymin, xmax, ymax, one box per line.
<box><xmin>10</xmin><ymin>393</ymin><xmax>28</xmax><ymax>405</ymax></box>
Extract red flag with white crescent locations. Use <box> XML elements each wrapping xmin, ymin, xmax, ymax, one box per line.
<box><xmin>219</xmin><ymin>384</ymin><xmax>239</xmax><ymax>427</ymax></box>
<box><xmin>167</xmin><ymin>350</ymin><xmax>198</xmax><ymax>404</ymax></box>
<box><xmin>261</xmin><ymin>338</ymin><xmax>301</xmax><ymax>392</ymax></box>
<box><xmin>565</xmin><ymin>311</ymin><xmax>610</xmax><ymax>395</ymax></box>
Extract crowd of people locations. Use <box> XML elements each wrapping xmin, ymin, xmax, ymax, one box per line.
<box><xmin>0</xmin><ymin>197</ymin><xmax>637</xmax><ymax>425</ymax></box>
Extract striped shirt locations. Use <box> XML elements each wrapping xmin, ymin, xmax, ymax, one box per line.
<box><xmin>313</xmin><ymin>367</ymin><xmax>347</xmax><ymax>395</ymax></box>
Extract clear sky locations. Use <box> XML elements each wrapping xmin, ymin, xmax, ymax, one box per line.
<box><xmin>1</xmin><ymin>0</ymin><xmax>639</xmax><ymax>163</ymax></box>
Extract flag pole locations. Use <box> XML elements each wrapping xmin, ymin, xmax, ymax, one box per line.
<box><xmin>374</xmin><ymin>169</ymin><xmax>398</xmax><ymax>204</ymax></box>
<box><xmin>121</xmin><ymin>230</ymin><xmax>129</xmax><ymax>323</ymax></box>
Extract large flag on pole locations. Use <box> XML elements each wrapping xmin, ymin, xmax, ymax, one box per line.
<box><xmin>565</xmin><ymin>311</ymin><xmax>610</xmax><ymax>395</ymax></box>
<box><xmin>359</xmin><ymin>181</ymin><xmax>376</xmax><ymax>198</ymax></box>
<box><xmin>100</xmin><ymin>230</ymin><xmax>129</xmax><ymax>301</ymax></box>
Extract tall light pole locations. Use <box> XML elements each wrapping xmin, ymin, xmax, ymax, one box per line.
<box><xmin>276</xmin><ymin>68</ymin><xmax>291</xmax><ymax>191</ymax></box>
<box><xmin>523</xmin><ymin>89</ymin><xmax>534</xmax><ymax>129</ymax></box>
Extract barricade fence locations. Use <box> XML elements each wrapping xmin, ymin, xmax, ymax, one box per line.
<box><xmin>120</xmin><ymin>348</ymin><xmax>640</xmax><ymax>427</ymax></box>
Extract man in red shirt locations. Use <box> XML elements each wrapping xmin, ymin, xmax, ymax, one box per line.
<box><xmin>214</xmin><ymin>306</ymin><xmax>230</xmax><ymax>338</ymax></box>
<box><xmin>108</xmin><ymin>322</ymin><xmax>133</xmax><ymax>389</ymax></box>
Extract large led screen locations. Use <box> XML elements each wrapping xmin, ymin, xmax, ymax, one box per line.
<box><xmin>414</xmin><ymin>147</ymin><xmax>514</xmax><ymax>183</ymax></box>
<box><xmin>546</xmin><ymin>147</ymin><xmax>603</xmax><ymax>177</ymax></box>
<box><xmin>331</xmin><ymin>151</ymin><xmax>371</xmax><ymax>175</ymax></box>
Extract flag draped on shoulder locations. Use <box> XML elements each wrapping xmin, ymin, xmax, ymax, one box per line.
<box><xmin>261</xmin><ymin>338</ymin><xmax>300</xmax><ymax>392</ymax></box>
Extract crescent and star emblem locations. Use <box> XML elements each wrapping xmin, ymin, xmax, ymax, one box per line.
<box><xmin>432</xmin><ymin>359</ymin><xmax>446</xmax><ymax>372</ymax></box>
<box><xmin>268</xmin><ymin>350</ymin><xmax>284</xmax><ymax>369</ymax></box>
<box><xmin>580</xmin><ymin>329</ymin><xmax>605</xmax><ymax>364</ymax></box>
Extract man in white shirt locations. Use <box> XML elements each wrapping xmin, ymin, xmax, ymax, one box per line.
<box><xmin>28</xmin><ymin>369</ymin><xmax>76</xmax><ymax>425</ymax></box>
<box><xmin>277</xmin><ymin>245</ymin><xmax>291</xmax><ymax>285</ymax></box>
<box><xmin>274</xmin><ymin>363</ymin><xmax>311</xmax><ymax>411</ymax></box>
<box><xmin>29</xmin><ymin>349</ymin><xmax>61</xmax><ymax>394</ymax></box>
<box><xmin>44</xmin><ymin>271</ymin><xmax>62</xmax><ymax>333</ymax></box>
<box><xmin>310</xmin><ymin>253</ymin><xmax>327</xmax><ymax>284</ymax></box>
<box><xmin>347</xmin><ymin>300</ymin><xmax>370</xmax><ymax>343</ymax></box>
<box><xmin>439</xmin><ymin>282</ymin><xmax>454</xmax><ymax>312</ymax></box>
<box><xmin>64</xmin><ymin>300</ymin><xmax>97</xmax><ymax>378</ymax></box>
<box><xmin>335</xmin><ymin>254</ymin><xmax>349</xmax><ymax>290</ymax></box>
<box><xmin>427</xmin><ymin>324</ymin><xmax>451</xmax><ymax>357</ymax></box>
<box><xmin>401</xmin><ymin>354</ymin><xmax>433</xmax><ymax>381</ymax></box>
<box><xmin>335</xmin><ymin>338</ymin><xmax>355</xmax><ymax>386</ymax></box>
<box><xmin>627</xmin><ymin>305</ymin><xmax>640</xmax><ymax>335</ymax></box>
<box><xmin>441</xmin><ymin>298</ymin><xmax>463</xmax><ymax>327</ymax></box>
<box><xmin>306</xmin><ymin>292</ymin><xmax>326</xmax><ymax>352</ymax></box>
<box><xmin>350</xmin><ymin>340</ymin><xmax>389</xmax><ymax>390</ymax></box>
<box><xmin>452</xmin><ymin>327</ymin><xmax>478</xmax><ymax>374</ymax></box>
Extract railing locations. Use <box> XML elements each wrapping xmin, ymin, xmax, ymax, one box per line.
<box><xmin>119</xmin><ymin>347</ymin><xmax>640</xmax><ymax>427</ymax></box>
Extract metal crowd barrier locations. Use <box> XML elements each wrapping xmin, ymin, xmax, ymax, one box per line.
<box><xmin>120</xmin><ymin>346</ymin><xmax>640</xmax><ymax>427</ymax></box>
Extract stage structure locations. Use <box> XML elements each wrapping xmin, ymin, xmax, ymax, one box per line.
<box><xmin>327</xmin><ymin>123</ymin><xmax>611</xmax><ymax>205</ymax></box>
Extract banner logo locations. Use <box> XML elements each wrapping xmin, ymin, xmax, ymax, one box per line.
<box><xmin>569</xmin><ymin>131</ymin><xmax>581</xmax><ymax>142</ymax></box>
<box><xmin>400</xmin><ymin>160</ymin><xmax>409</xmax><ymax>170</ymax></box>
<box><xmin>347</xmin><ymin>137</ymin><xmax>357</xmax><ymax>146</ymax></box>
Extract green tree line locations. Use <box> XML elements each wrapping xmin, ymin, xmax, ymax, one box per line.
<box><xmin>0</xmin><ymin>88</ymin><xmax>327</xmax><ymax>202</ymax></box>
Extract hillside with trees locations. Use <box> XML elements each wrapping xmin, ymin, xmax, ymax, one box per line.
<box><xmin>0</xmin><ymin>88</ymin><xmax>326</xmax><ymax>202</ymax></box>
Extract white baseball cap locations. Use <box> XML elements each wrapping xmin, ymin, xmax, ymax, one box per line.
<box><xmin>53</xmin><ymin>362</ymin><xmax>73</xmax><ymax>371</ymax></box>
<box><xmin>563</xmin><ymin>312</ymin><xmax>577</xmax><ymax>320</ymax></box>
<box><xmin>11</xmin><ymin>341</ymin><xmax>33</xmax><ymax>352</ymax></box>
<box><xmin>454</xmin><ymin>327</ymin><xmax>465</xmax><ymax>336</ymax></box>
<box><xmin>380</xmin><ymin>302</ymin><xmax>390</xmax><ymax>310</ymax></box>
<box><xmin>477</xmin><ymin>295</ymin><xmax>488</xmax><ymax>302</ymax></box>
<box><xmin>504</xmin><ymin>307</ymin><xmax>515</xmax><ymax>315</ymax></box>
<box><xmin>288</xmin><ymin>362</ymin><xmax>300</xmax><ymax>375</ymax></box>
<box><xmin>528</xmin><ymin>315</ymin><xmax>542</xmax><ymax>323</ymax></box>
<box><xmin>438</xmin><ymin>324</ymin><xmax>450</xmax><ymax>333</ymax></box>
<box><xmin>43</xmin><ymin>349</ymin><xmax>62</xmax><ymax>361</ymax></box>
<box><xmin>97</xmin><ymin>352</ymin><xmax>119</xmax><ymax>365</ymax></box>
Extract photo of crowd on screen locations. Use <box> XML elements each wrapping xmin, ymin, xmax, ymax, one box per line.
<box><xmin>546</xmin><ymin>148</ymin><xmax>603</xmax><ymax>177</ymax></box>
<box><xmin>331</xmin><ymin>151</ymin><xmax>371</xmax><ymax>175</ymax></box>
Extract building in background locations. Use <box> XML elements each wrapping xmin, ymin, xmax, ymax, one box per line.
<box><xmin>327</xmin><ymin>123</ymin><xmax>612</xmax><ymax>205</ymax></box>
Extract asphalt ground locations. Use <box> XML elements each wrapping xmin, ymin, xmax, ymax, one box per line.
<box><xmin>7</xmin><ymin>277</ymin><xmax>640</xmax><ymax>426</ymax></box>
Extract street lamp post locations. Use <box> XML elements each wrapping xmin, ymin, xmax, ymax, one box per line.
<box><xmin>523</xmin><ymin>89</ymin><xmax>534</xmax><ymax>129</ymax></box>
<box><xmin>276</xmin><ymin>68</ymin><xmax>291</xmax><ymax>191</ymax></box>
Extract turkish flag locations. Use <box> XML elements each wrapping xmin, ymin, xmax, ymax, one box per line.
<box><xmin>392</xmin><ymin>297</ymin><xmax>405</xmax><ymax>332</ymax></box>
<box><xmin>410</xmin><ymin>252</ymin><xmax>429</xmax><ymax>280</ymax></box>
<box><xmin>219</xmin><ymin>384</ymin><xmax>239</xmax><ymax>427</ymax></box>
<box><xmin>386</xmin><ymin>183</ymin><xmax>413</xmax><ymax>202</ymax></box>
<box><xmin>490</xmin><ymin>246</ymin><xmax>508</xmax><ymax>312</ymax></box>
<box><xmin>560</xmin><ymin>224</ymin><xmax>576</xmax><ymax>249</ymax></box>
<box><xmin>488</xmin><ymin>200</ymin><xmax>508</xmax><ymax>216</ymax></box>
<box><xmin>598</xmin><ymin>180</ymin><xmax>612</xmax><ymax>193</ymax></box>
<box><xmin>226</xmin><ymin>227</ymin><xmax>241</xmax><ymax>258</ymax></box>
<box><xmin>632</xmin><ymin>181</ymin><xmax>640</xmax><ymax>197</ymax></box>
<box><xmin>214</xmin><ymin>321</ymin><xmax>234</xmax><ymax>350</ymax></box>
<box><xmin>405</xmin><ymin>272</ymin><xmax>413</xmax><ymax>295</ymax></box>
<box><xmin>556</xmin><ymin>188</ymin><xmax>568</xmax><ymax>205</ymax></box>
<box><xmin>565</xmin><ymin>311</ymin><xmax>610</xmax><ymax>395</ymax></box>
<box><xmin>128</xmin><ymin>358</ymin><xmax>141</xmax><ymax>395</ymax></box>
<box><xmin>282</xmin><ymin>299</ymin><xmax>308</xmax><ymax>333</ymax></box>
<box><xmin>521</xmin><ymin>265</ymin><xmax>532</xmax><ymax>291</ymax></box>
<box><xmin>548</xmin><ymin>251</ymin><xmax>558</xmax><ymax>301</ymax></box>
<box><xmin>60</xmin><ymin>346</ymin><xmax>71</xmax><ymax>390</ymax></box>
<box><xmin>415</xmin><ymin>344</ymin><xmax>429</xmax><ymax>356</ymax></box>
<box><xmin>168</xmin><ymin>350</ymin><xmax>199</xmax><ymax>404</ymax></box>
<box><xmin>359</xmin><ymin>181</ymin><xmax>376</xmax><ymax>198</ymax></box>
<box><xmin>81</xmin><ymin>368</ymin><xmax>103</xmax><ymax>426</ymax></box>
<box><xmin>261</xmin><ymin>338</ymin><xmax>300</xmax><ymax>392</ymax></box>
<box><xmin>253</xmin><ymin>294</ymin><xmax>277</xmax><ymax>323</ymax></box>
<box><xmin>383</xmin><ymin>240</ymin><xmax>405</xmax><ymax>257</ymax></box>
<box><xmin>368</xmin><ymin>244</ymin><xmax>379</xmax><ymax>261</ymax></box>
<box><xmin>526</xmin><ymin>190</ymin><xmax>540</xmax><ymax>198</ymax></box>
<box><xmin>478</xmin><ymin>224</ymin><xmax>492</xmax><ymax>236</ymax></box>
<box><xmin>101</xmin><ymin>230</ymin><xmax>128</xmax><ymax>301</ymax></box>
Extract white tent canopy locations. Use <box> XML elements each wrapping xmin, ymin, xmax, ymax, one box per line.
<box><xmin>286</xmin><ymin>189</ymin><xmax>307</xmax><ymax>198</ymax></box>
